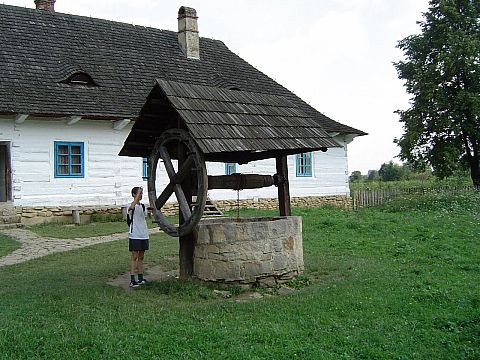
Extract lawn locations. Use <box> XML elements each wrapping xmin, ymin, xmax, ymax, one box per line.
<box><xmin>0</xmin><ymin>233</ymin><xmax>20</xmax><ymax>257</ymax></box>
<box><xmin>0</xmin><ymin>192</ymin><xmax>478</xmax><ymax>359</ymax></box>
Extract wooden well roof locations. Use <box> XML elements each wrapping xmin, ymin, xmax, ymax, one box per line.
<box><xmin>119</xmin><ymin>80</ymin><xmax>340</xmax><ymax>163</ymax></box>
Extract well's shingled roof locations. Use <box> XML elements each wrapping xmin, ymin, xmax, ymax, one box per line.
<box><xmin>119</xmin><ymin>80</ymin><xmax>340</xmax><ymax>160</ymax></box>
<box><xmin>0</xmin><ymin>4</ymin><xmax>366</xmax><ymax>138</ymax></box>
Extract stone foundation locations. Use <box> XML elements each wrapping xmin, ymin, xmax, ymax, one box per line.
<box><xmin>15</xmin><ymin>195</ymin><xmax>351</xmax><ymax>224</ymax></box>
<box><xmin>216</xmin><ymin>195</ymin><xmax>352</xmax><ymax>212</ymax></box>
<box><xmin>194</xmin><ymin>216</ymin><xmax>304</xmax><ymax>286</ymax></box>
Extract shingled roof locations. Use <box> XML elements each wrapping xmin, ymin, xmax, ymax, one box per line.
<box><xmin>0</xmin><ymin>4</ymin><xmax>366</xmax><ymax>138</ymax></box>
<box><xmin>119</xmin><ymin>80</ymin><xmax>340</xmax><ymax>161</ymax></box>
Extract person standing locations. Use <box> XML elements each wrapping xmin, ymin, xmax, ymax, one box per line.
<box><xmin>128</xmin><ymin>186</ymin><xmax>149</xmax><ymax>287</ymax></box>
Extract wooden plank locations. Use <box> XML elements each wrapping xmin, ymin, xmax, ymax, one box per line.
<box><xmin>276</xmin><ymin>156</ymin><xmax>291</xmax><ymax>216</ymax></box>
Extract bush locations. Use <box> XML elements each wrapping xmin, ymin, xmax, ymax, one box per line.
<box><xmin>89</xmin><ymin>212</ymin><xmax>123</xmax><ymax>223</ymax></box>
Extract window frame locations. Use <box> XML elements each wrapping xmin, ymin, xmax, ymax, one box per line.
<box><xmin>225</xmin><ymin>162</ymin><xmax>237</xmax><ymax>175</ymax></box>
<box><xmin>295</xmin><ymin>152</ymin><xmax>313</xmax><ymax>177</ymax></box>
<box><xmin>142</xmin><ymin>157</ymin><xmax>148</xmax><ymax>180</ymax></box>
<box><xmin>54</xmin><ymin>141</ymin><xmax>85</xmax><ymax>178</ymax></box>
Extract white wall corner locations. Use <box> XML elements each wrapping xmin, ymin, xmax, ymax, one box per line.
<box><xmin>14</xmin><ymin>114</ymin><xmax>29</xmax><ymax>124</ymax></box>
<box><xmin>113</xmin><ymin>119</ymin><xmax>131</xmax><ymax>130</ymax></box>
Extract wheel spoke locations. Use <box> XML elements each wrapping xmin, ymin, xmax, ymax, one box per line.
<box><xmin>155</xmin><ymin>183</ymin><xmax>175</xmax><ymax>210</ymax></box>
<box><xmin>176</xmin><ymin>155</ymin><xmax>195</xmax><ymax>184</ymax></box>
<box><xmin>159</xmin><ymin>145</ymin><xmax>176</xmax><ymax>179</ymax></box>
<box><xmin>174</xmin><ymin>184</ymin><xmax>192</xmax><ymax>219</ymax></box>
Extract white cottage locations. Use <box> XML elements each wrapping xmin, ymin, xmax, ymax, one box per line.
<box><xmin>0</xmin><ymin>1</ymin><xmax>365</xmax><ymax>224</ymax></box>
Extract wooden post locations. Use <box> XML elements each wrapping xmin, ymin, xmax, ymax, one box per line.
<box><xmin>276</xmin><ymin>156</ymin><xmax>291</xmax><ymax>216</ymax></box>
<box><xmin>178</xmin><ymin>144</ymin><xmax>195</xmax><ymax>280</ymax></box>
<box><xmin>71</xmin><ymin>209</ymin><xmax>80</xmax><ymax>225</ymax></box>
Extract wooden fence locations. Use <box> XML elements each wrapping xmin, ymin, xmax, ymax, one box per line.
<box><xmin>351</xmin><ymin>186</ymin><xmax>473</xmax><ymax>209</ymax></box>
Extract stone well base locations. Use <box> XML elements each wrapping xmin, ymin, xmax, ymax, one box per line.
<box><xmin>194</xmin><ymin>216</ymin><xmax>304</xmax><ymax>286</ymax></box>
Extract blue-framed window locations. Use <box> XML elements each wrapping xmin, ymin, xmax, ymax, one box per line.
<box><xmin>225</xmin><ymin>162</ymin><xmax>237</xmax><ymax>175</ymax></box>
<box><xmin>54</xmin><ymin>141</ymin><xmax>84</xmax><ymax>178</ymax></box>
<box><xmin>142</xmin><ymin>157</ymin><xmax>148</xmax><ymax>180</ymax></box>
<box><xmin>296</xmin><ymin>152</ymin><xmax>313</xmax><ymax>177</ymax></box>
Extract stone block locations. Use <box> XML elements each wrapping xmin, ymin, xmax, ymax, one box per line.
<box><xmin>272</xmin><ymin>254</ymin><xmax>288</xmax><ymax>271</ymax></box>
<box><xmin>212</xmin><ymin>261</ymin><xmax>241</xmax><ymax>281</ymax></box>
<box><xmin>22</xmin><ymin>212</ymin><xmax>37</xmax><ymax>218</ymax></box>
<box><xmin>257</xmin><ymin>276</ymin><xmax>277</xmax><ymax>287</ymax></box>
<box><xmin>193</xmin><ymin>259</ymin><xmax>214</xmax><ymax>280</ymax></box>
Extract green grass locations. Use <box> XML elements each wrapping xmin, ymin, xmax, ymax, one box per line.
<box><xmin>350</xmin><ymin>176</ymin><xmax>472</xmax><ymax>191</ymax></box>
<box><xmin>0</xmin><ymin>233</ymin><xmax>21</xmax><ymax>257</ymax></box>
<box><xmin>1</xmin><ymin>193</ymin><xmax>479</xmax><ymax>359</ymax></box>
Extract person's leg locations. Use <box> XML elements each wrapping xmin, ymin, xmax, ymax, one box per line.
<box><xmin>130</xmin><ymin>251</ymin><xmax>139</xmax><ymax>274</ymax></box>
<box><xmin>138</xmin><ymin>251</ymin><xmax>145</xmax><ymax>273</ymax></box>
<box><xmin>137</xmin><ymin>251</ymin><xmax>145</xmax><ymax>282</ymax></box>
<box><xmin>130</xmin><ymin>251</ymin><xmax>140</xmax><ymax>286</ymax></box>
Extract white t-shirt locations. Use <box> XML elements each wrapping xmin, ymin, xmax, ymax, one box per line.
<box><xmin>128</xmin><ymin>203</ymin><xmax>149</xmax><ymax>240</ymax></box>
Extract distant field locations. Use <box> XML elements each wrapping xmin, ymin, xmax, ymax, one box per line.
<box><xmin>0</xmin><ymin>191</ymin><xmax>478</xmax><ymax>359</ymax></box>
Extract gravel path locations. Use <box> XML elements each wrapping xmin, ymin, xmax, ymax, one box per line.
<box><xmin>0</xmin><ymin>227</ymin><xmax>160</xmax><ymax>267</ymax></box>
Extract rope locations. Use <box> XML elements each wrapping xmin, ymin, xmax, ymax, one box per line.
<box><xmin>237</xmin><ymin>189</ymin><xmax>240</xmax><ymax>219</ymax></box>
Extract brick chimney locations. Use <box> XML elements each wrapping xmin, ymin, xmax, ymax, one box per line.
<box><xmin>177</xmin><ymin>6</ymin><xmax>200</xmax><ymax>59</ymax></box>
<box><xmin>35</xmin><ymin>0</ymin><xmax>55</xmax><ymax>11</ymax></box>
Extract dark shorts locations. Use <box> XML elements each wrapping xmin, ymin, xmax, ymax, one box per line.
<box><xmin>129</xmin><ymin>239</ymin><xmax>149</xmax><ymax>252</ymax></box>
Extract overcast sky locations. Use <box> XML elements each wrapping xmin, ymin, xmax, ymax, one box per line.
<box><xmin>3</xmin><ymin>0</ymin><xmax>430</xmax><ymax>174</ymax></box>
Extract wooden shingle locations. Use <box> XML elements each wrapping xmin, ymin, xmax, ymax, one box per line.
<box><xmin>120</xmin><ymin>80</ymin><xmax>340</xmax><ymax>162</ymax></box>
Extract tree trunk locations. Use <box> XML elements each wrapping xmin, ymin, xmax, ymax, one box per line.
<box><xmin>470</xmin><ymin>153</ymin><xmax>480</xmax><ymax>189</ymax></box>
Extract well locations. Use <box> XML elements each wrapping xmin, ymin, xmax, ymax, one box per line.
<box><xmin>194</xmin><ymin>216</ymin><xmax>304</xmax><ymax>286</ymax></box>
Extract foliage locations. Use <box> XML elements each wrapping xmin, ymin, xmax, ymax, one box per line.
<box><xmin>89</xmin><ymin>212</ymin><xmax>123</xmax><ymax>223</ymax></box>
<box><xmin>378</xmin><ymin>161</ymin><xmax>405</xmax><ymax>181</ymax></box>
<box><xmin>367</xmin><ymin>169</ymin><xmax>379</xmax><ymax>181</ymax></box>
<box><xmin>380</xmin><ymin>188</ymin><xmax>480</xmax><ymax>213</ymax></box>
<box><xmin>0</xmin><ymin>196</ymin><xmax>479</xmax><ymax>358</ymax></box>
<box><xmin>394</xmin><ymin>0</ymin><xmax>480</xmax><ymax>186</ymax></box>
<box><xmin>351</xmin><ymin>161</ymin><xmax>434</xmax><ymax>183</ymax></box>
<box><xmin>349</xmin><ymin>170</ymin><xmax>363</xmax><ymax>182</ymax></box>
<box><xmin>349</xmin><ymin>175</ymin><xmax>471</xmax><ymax>191</ymax></box>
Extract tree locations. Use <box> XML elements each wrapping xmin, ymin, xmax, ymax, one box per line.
<box><xmin>378</xmin><ymin>161</ymin><xmax>405</xmax><ymax>182</ymax></box>
<box><xmin>349</xmin><ymin>171</ymin><xmax>363</xmax><ymax>182</ymax></box>
<box><xmin>367</xmin><ymin>170</ymin><xmax>380</xmax><ymax>181</ymax></box>
<box><xmin>394</xmin><ymin>0</ymin><xmax>480</xmax><ymax>187</ymax></box>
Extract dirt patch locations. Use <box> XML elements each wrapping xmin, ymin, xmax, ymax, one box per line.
<box><xmin>107</xmin><ymin>265</ymin><xmax>179</xmax><ymax>291</ymax></box>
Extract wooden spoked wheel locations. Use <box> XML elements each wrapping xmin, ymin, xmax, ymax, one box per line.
<box><xmin>147</xmin><ymin>129</ymin><xmax>208</xmax><ymax>237</ymax></box>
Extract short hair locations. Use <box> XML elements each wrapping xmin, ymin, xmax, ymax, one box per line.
<box><xmin>131</xmin><ymin>186</ymin><xmax>140</xmax><ymax>197</ymax></box>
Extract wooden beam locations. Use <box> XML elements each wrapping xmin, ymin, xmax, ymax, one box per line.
<box><xmin>207</xmin><ymin>174</ymin><xmax>275</xmax><ymax>190</ymax></box>
<box><xmin>66</xmin><ymin>116</ymin><xmax>82</xmax><ymax>125</ymax></box>
<box><xmin>276</xmin><ymin>156</ymin><xmax>291</xmax><ymax>216</ymax></box>
<box><xmin>204</xmin><ymin>147</ymin><xmax>326</xmax><ymax>164</ymax></box>
<box><xmin>113</xmin><ymin>119</ymin><xmax>131</xmax><ymax>130</ymax></box>
<box><xmin>178</xmin><ymin>143</ymin><xmax>195</xmax><ymax>280</ymax></box>
<box><xmin>14</xmin><ymin>114</ymin><xmax>29</xmax><ymax>124</ymax></box>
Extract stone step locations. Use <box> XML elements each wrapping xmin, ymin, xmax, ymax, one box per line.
<box><xmin>191</xmin><ymin>197</ymin><xmax>223</xmax><ymax>216</ymax></box>
<box><xmin>0</xmin><ymin>223</ymin><xmax>23</xmax><ymax>230</ymax></box>
<box><xmin>0</xmin><ymin>203</ymin><xmax>16</xmax><ymax>217</ymax></box>
<box><xmin>0</xmin><ymin>215</ymin><xmax>22</xmax><ymax>225</ymax></box>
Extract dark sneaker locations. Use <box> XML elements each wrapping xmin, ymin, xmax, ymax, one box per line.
<box><xmin>138</xmin><ymin>279</ymin><xmax>148</xmax><ymax>285</ymax></box>
<box><xmin>129</xmin><ymin>281</ymin><xmax>139</xmax><ymax>288</ymax></box>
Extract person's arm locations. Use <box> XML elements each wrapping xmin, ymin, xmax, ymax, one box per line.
<box><xmin>128</xmin><ymin>187</ymin><xmax>143</xmax><ymax>212</ymax></box>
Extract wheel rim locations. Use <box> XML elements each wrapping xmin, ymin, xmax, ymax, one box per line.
<box><xmin>147</xmin><ymin>129</ymin><xmax>207</xmax><ymax>237</ymax></box>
